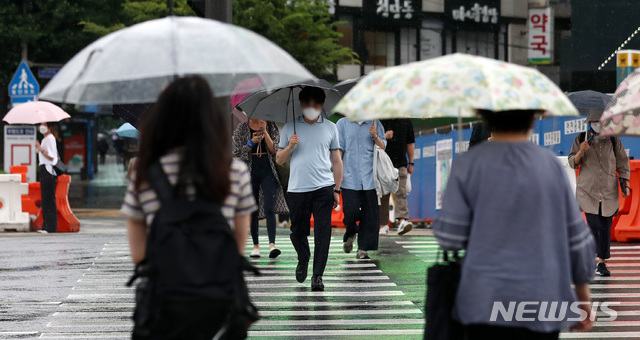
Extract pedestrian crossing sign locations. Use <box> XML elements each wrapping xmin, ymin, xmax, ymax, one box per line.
<box><xmin>8</xmin><ymin>61</ymin><xmax>39</xmax><ymax>98</ymax></box>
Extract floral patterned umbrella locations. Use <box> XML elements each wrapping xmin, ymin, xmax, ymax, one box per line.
<box><xmin>333</xmin><ymin>53</ymin><xmax>578</xmax><ymax>121</ymax></box>
<box><xmin>601</xmin><ymin>69</ymin><xmax>640</xmax><ymax>136</ymax></box>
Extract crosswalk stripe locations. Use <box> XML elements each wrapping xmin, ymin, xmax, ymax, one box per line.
<box><xmin>249</xmin><ymin>291</ymin><xmax>405</xmax><ymax>297</ymax></box>
<box><xmin>53</xmin><ymin>308</ymin><xmax>421</xmax><ymax>318</ymax></box>
<box><xmin>591</xmin><ymin>293</ymin><xmax>640</xmax><ymax>298</ymax></box>
<box><xmin>77</xmin><ymin>275</ymin><xmax>390</xmax><ymax>283</ymax></box>
<box><xmin>56</xmin><ymin>300</ymin><xmax>416</xmax><ymax>310</ymax></box>
<box><xmin>593</xmin><ymin>276</ymin><xmax>640</xmax><ymax>281</ymax></box>
<box><xmin>40</xmin><ymin>332</ymin><xmax>132</xmax><ymax>338</ymax></box>
<box><xmin>72</xmin><ymin>282</ymin><xmax>397</xmax><ymax>289</ymax></box>
<box><xmin>560</xmin><ymin>332</ymin><xmax>640</xmax><ymax>338</ymax></box>
<box><xmin>41</xmin><ymin>238</ymin><xmax>423</xmax><ymax>339</ymax></box>
<box><xmin>247</xmin><ymin>329</ymin><xmax>424</xmax><ymax>336</ymax></box>
<box><xmin>590</xmin><ymin>284</ymin><xmax>640</xmax><ymax>289</ymax></box>
<box><xmin>254</xmin><ymin>318</ymin><xmax>424</xmax><ymax>326</ymax></box>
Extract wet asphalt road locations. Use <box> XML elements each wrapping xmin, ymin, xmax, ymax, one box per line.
<box><xmin>1</xmin><ymin>217</ymin><xmax>640</xmax><ymax>339</ymax></box>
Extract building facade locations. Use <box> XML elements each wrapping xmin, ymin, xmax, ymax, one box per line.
<box><xmin>332</xmin><ymin>0</ymin><xmax>571</xmax><ymax>86</ymax></box>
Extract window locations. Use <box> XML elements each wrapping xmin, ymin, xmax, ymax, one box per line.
<box><xmin>336</xmin><ymin>15</ymin><xmax>354</xmax><ymax>50</ymax></box>
<box><xmin>363</xmin><ymin>30</ymin><xmax>396</xmax><ymax>72</ymax></box>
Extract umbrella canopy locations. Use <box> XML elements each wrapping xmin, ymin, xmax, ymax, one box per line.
<box><xmin>601</xmin><ymin>69</ymin><xmax>640</xmax><ymax>136</ymax></box>
<box><xmin>116</xmin><ymin>122</ymin><xmax>139</xmax><ymax>139</ymax></box>
<box><xmin>333</xmin><ymin>53</ymin><xmax>578</xmax><ymax>121</ymax></box>
<box><xmin>335</xmin><ymin>76</ymin><xmax>365</xmax><ymax>96</ymax></box>
<box><xmin>39</xmin><ymin>16</ymin><xmax>315</xmax><ymax>105</ymax></box>
<box><xmin>231</xmin><ymin>77</ymin><xmax>263</xmax><ymax>109</ymax></box>
<box><xmin>567</xmin><ymin>90</ymin><xmax>611</xmax><ymax>116</ymax></box>
<box><xmin>237</xmin><ymin>79</ymin><xmax>341</xmax><ymax>123</ymax></box>
<box><xmin>3</xmin><ymin>101</ymin><xmax>70</xmax><ymax>124</ymax></box>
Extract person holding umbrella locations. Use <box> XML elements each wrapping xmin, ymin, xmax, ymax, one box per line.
<box><xmin>432</xmin><ymin>109</ymin><xmax>596</xmax><ymax>338</ymax></box>
<box><xmin>334</xmin><ymin>53</ymin><xmax>596</xmax><ymax>338</ymax></box>
<box><xmin>35</xmin><ymin>122</ymin><xmax>60</xmax><ymax>234</ymax></box>
<box><xmin>4</xmin><ymin>101</ymin><xmax>71</xmax><ymax>234</ymax></box>
<box><xmin>232</xmin><ymin>118</ymin><xmax>288</xmax><ymax>259</ymax></box>
<box><xmin>569</xmin><ymin>110</ymin><xmax>631</xmax><ymax>277</ymax></box>
<box><xmin>276</xmin><ymin>86</ymin><xmax>343</xmax><ymax>292</ymax></box>
<box><xmin>337</xmin><ymin>117</ymin><xmax>386</xmax><ymax>259</ymax></box>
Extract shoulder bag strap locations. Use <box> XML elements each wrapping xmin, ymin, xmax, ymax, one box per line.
<box><xmin>148</xmin><ymin>161</ymin><xmax>174</xmax><ymax>204</ymax></box>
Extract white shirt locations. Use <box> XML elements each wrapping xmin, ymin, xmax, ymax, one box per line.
<box><xmin>39</xmin><ymin>134</ymin><xmax>59</xmax><ymax>175</ymax></box>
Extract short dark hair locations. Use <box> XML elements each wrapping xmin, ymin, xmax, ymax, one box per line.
<box><xmin>299</xmin><ymin>86</ymin><xmax>326</xmax><ymax>105</ymax></box>
<box><xmin>477</xmin><ymin>109</ymin><xmax>540</xmax><ymax>133</ymax></box>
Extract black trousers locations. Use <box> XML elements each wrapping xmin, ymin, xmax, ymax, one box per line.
<box><xmin>40</xmin><ymin>165</ymin><xmax>57</xmax><ymax>233</ymax></box>
<box><xmin>342</xmin><ymin>189</ymin><xmax>379</xmax><ymax>251</ymax></box>
<box><xmin>585</xmin><ymin>205</ymin><xmax>612</xmax><ymax>260</ymax></box>
<box><xmin>465</xmin><ymin>324</ymin><xmax>559</xmax><ymax>340</ymax></box>
<box><xmin>250</xmin><ymin>155</ymin><xmax>278</xmax><ymax>245</ymax></box>
<box><xmin>288</xmin><ymin>186</ymin><xmax>334</xmax><ymax>276</ymax></box>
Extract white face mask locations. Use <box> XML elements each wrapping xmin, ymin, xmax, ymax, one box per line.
<box><xmin>302</xmin><ymin>107</ymin><xmax>321</xmax><ymax>121</ymax></box>
<box><xmin>39</xmin><ymin>126</ymin><xmax>49</xmax><ymax>135</ymax></box>
<box><xmin>591</xmin><ymin>122</ymin><xmax>601</xmax><ymax>134</ymax></box>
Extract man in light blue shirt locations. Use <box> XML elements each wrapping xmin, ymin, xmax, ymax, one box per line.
<box><xmin>337</xmin><ymin>118</ymin><xmax>386</xmax><ymax>259</ymax></box>
<box><xmin>277</xmin><ymin>87</ymin><xmax>343</xmax><ymax>292</ymax></box>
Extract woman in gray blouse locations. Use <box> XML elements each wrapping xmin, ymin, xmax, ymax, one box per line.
<box><xmin>433</xmin><ymin>109</ymin><xmax>595</xmax><ymax>339</ymax></box>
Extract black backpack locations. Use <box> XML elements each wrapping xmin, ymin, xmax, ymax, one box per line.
<box><xmin>128</xmin><ymin>162</ymin><xmax>259</xmax><ymax>339</ymax></box>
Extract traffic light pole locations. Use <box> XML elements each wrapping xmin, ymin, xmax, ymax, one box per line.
<box><xmin>205</xmin><ymin>0</ymin><xmax>232</xmax><ymax>23</ymax></box>
<box><xmin>204</xmin><ymin>0</ymin><xmax>233</xmax><ymax>132</ymax></box>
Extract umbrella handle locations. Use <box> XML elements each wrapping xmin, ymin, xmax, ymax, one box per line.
<box><xmin>289</xmin><ymin>89</ymin><xmax>296</xmax><ymax>134</ymax></box>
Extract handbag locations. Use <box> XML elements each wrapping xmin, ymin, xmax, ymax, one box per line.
<box><xmin>425</xmin><ymin>250</ymin><xmax>464</xmax><ymax>340</ymax></box>
<box><xmin>53</xmin><ymin>160</ymin><xmax>67</xmax><ymax>176</ymax></box>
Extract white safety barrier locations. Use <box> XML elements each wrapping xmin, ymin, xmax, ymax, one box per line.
<box><xmin>558</xmin><ymin>156</ymin><xmax>577</xmax><ymax>196</ymax></box>
<box><xmin>0</xmin><ymin>174</ymin><xmax>29</xmax><ymax>232</ymax></box>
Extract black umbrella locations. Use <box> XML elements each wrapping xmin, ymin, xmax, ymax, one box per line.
<box><xmin>237</xmin><ymin>79</ymin><xmax>341</xmax><ymax>132</ymax></box>
<box><xmin>567</xmin><ymin>90</ymin><xmax>612</xmax><ymax>116</ymax></box>
<box><xmin>335</xmin><ymin>76</ymin><xmax>365</xmax><ymax>96</ymax></box>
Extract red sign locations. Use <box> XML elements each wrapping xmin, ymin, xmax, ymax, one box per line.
<box><xmin>63</xmin><ymin>135</ymin><xmax>86</xmax><ymax>173</ymax></box>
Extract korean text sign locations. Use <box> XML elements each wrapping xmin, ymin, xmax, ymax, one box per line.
<box><xmin>528</xmin><ymin>8</ymin><xmax>554</xmax><ymax>65</ymax></box>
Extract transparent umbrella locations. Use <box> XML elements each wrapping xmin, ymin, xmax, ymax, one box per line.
<box><xmin>39</xmin><ymin>16</ymin><xmax>316</xmax><ymax>105</ymax></box>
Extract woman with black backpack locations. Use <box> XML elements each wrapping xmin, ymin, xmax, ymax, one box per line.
<box><xmin>121</xmin><ymin>76</ymin><xmax>257</xmax><ymax>339</ymax></box>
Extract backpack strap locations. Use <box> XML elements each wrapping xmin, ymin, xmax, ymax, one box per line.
<box><xmin>148</xmin><ymin>161</ymin><xmax>174</xmax><ymax>204</ymax></box>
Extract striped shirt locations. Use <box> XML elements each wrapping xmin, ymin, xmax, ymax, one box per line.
<box><xmin>121</xmin><ymin>153</ymin><xmax>257</xmax><ymax>229</ymax></box>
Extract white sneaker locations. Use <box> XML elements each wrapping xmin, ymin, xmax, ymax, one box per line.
<box><xmin>279</xmin><ymin>221</ymin><xmax>290</xmax><ymax>228</ymax></box>
<box><xmin>37</xmin><ymin>230</ymin><xmax>48</xmax><ymax>234</ymax></box>
<box><xmin>250</xmin><ymin>249</ymin><xmax>260</xmax><ymax>258</ymax></box>
<box><xmin>397</xmin><ymin>221</ymin><xmax>413</xmax><ymax>235</ymax></box>
<box><xmin>379</xmin><ymin>225</ymin><xmax>389</xmax><ymax>235</ymax></box>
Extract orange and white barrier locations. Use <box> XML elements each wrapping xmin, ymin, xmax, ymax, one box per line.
<box><xmin>0</xmin><ymin>174</ymin><xmax>29</xmax><ymax>232</ymax></box>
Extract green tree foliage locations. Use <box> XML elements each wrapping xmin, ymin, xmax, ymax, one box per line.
<box><xmin>0</xmin><ymin>0</ymin><xmax>121</xmax><ymax>89</ymax></box>
<box><xmin>81</xmin><ymin>0</ymin><xmax>194</xmax><ymax>36</ymax></box>
<box><xmin>233</xmin><ymin>0</ymin><xmax>357</xmax><ymax>76</ymax></box>
<box><xmin>0</xmin><ymin>0</ymin><xmax>124</xmax><ymax>110</ymax></box>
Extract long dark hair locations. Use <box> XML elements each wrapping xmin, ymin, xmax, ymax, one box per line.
<box><xmin>135</xmin><ymin>76</ymin><xmax>231</xmax><ymax>203</ymax></box>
